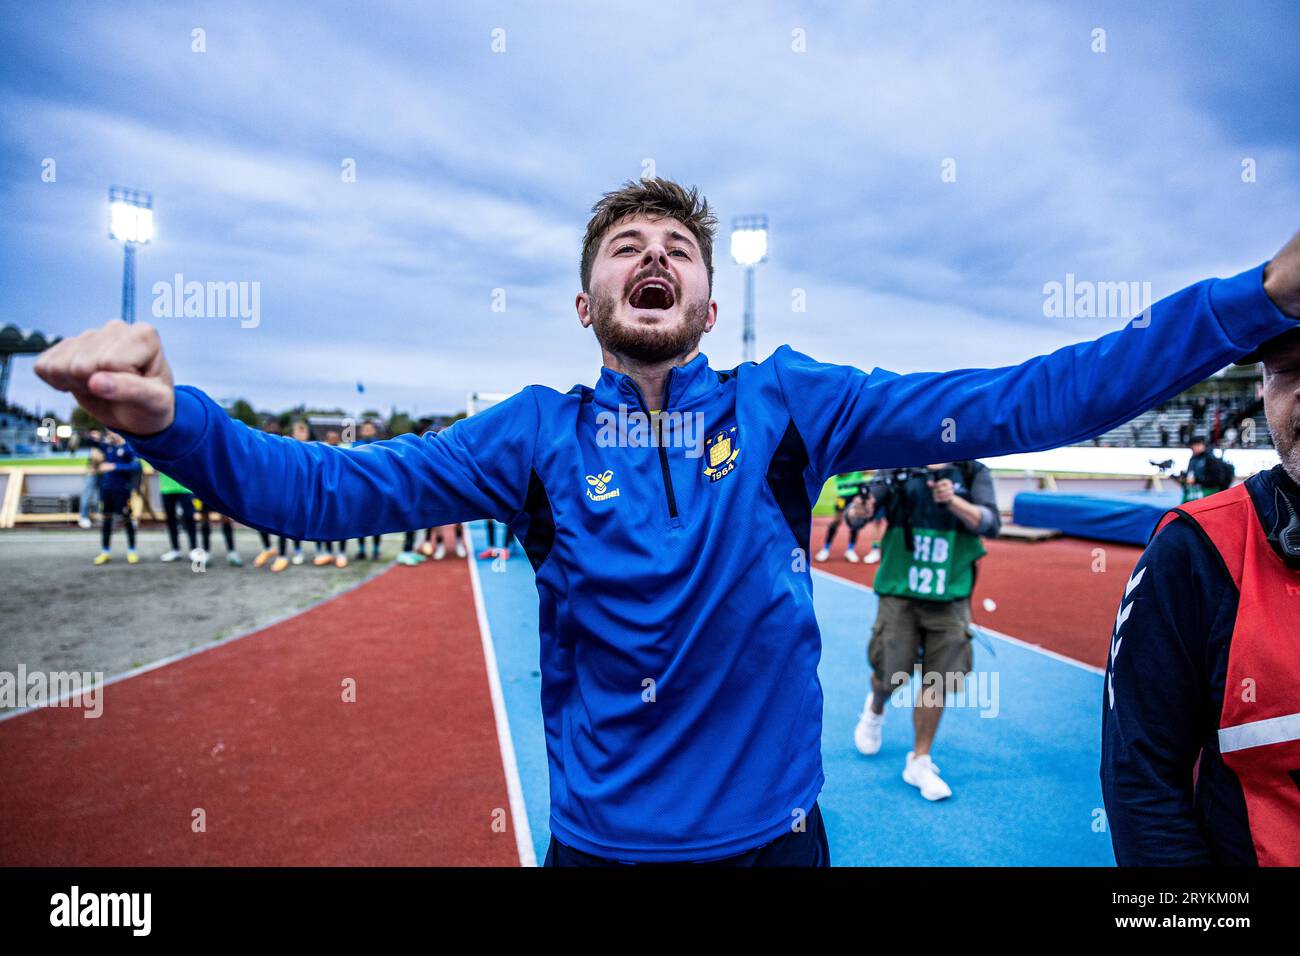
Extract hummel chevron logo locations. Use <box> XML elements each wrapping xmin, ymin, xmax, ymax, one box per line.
<box><xmin>1108</xmin><ymin>566</ymin><xmax>1147</xmax><ymax>710</ymax></box>
<box><xmin>1124</xmin><ymin>566</ymin><xmax>1146</xmax><ymax>599</ymax></box>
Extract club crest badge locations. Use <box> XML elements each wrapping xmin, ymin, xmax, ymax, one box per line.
<box><xmin>703</xmin><ymin>426</ymin><xmax>740</xmax><ymax>482</ymax></box>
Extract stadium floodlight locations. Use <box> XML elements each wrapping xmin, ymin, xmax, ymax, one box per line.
<box><xmin>730</xmin><ymin>215</ymin><xmax>769</xmax><ymax>362</ymax></box>
<box><xmin>730</xmin><ymin>217</ymin><xmax>768</xmax><ymax>267</ymax></box>
<box><xmin>108</xmin><ymin>188</ymin><xmax>154</xmax><ymax>243</ymax></box>
<box><xmin>108</xmin><ymin>186</ymin><xmax>153</xmax><ymax>323</ymax></box>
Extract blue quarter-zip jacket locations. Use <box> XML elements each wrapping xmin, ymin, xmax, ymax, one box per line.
<box><xmin>91</xmin><ymin>439</ymin><xmax>141</xmax><ymax>494</ymax></box>
<box><xmin>117</xmin><ymin>262</ymin><xmax>1295</xmax><ymax>861</ymax></box>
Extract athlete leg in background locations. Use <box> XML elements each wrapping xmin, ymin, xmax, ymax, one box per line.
<box><xmin>163</xmin><ymin>493</ymin><xmax>181</xmax><ymax>550</ymax></box>
<box><xmin>398</xmin><ymin>529</ymin><xmax>420</xmax><ymax>565</ymax></box>
<box><xmin>432</xmin><ymin>525</ymin><xmax>465</xmax><ymax>560</ymax></box>
<box><xmin>160</xmin><ymin>491</ymin><xmax>184</xmax><ymax>561</ymax></box>
<box><xmin>96</xmin><ymin>491</ymin><xmax>119</xmax><ymax>561</ymax></box>
<box><xmin>862</xmin><ymin>517</ymin><xmax>885</xmax><ymax>564</ymax></box>
<box><xmin>478</xmin><ymin>519</ymin><xmax>514</xmax><ymax>560</ymax></box>
<box><xmin>78</xmin><ymin>471</ymin><xmax>99</xmax><ymax>528</ymax></box>
<box><xmin>96</xmin><ymin>489</ymin><xmax>137</xmax><ymax>565</ymax></box>
<box><xmin>198</xmin><ymin>508</ymin><xmax>211</xmax><ymax>554</ymax></box>
<box><xmin>816</xmin><ymin>501</ymin><xmax>847</xmax><ymax>562</ymax></box>
<box><xmin>270</xmin><ymin>535</ymin><xmax>299</xmax><ymax>572</ymax></box>
<box><xmin>353</xmin><ymin>535</ymin><xmax>382</xmax><ymax>560</ymax></box>
<box><xmin>255</xmin><ymin>529</ymin><xmax>276</xmax><ymax>568</ymax></box>
<box><xmin>217</xmin><ymin>515</ymin><xmax>241</xmax><ymax>566</ymax></box>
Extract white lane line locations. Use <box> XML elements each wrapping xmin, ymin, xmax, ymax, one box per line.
<box><xmin>463</xmin><ymin>521</ymin><xmax>536</xmax><ymax>867</ymax></box>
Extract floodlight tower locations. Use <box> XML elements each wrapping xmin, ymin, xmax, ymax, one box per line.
<box><xmin>730</xmin><ymin>215</ymin><xmax>768</xmax><ymax>363</ymax></box>
<box><xmin>108</xmin><ymin>187</ymin><xmax>154</xmax><ymax>324</ymax></box>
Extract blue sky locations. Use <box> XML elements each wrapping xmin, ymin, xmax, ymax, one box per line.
<box><xmin>2</xmin><ymin>0</ymin><xmax>1297</xmax><ymax>419</ymax></box>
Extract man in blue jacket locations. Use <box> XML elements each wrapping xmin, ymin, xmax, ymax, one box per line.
<box><xmin>34</xmin><ymin>178</ymin><xmax>1300</xmax><ymax>865</ymax></box>
<box><xmin>89</xmin><ymin>430</ymin><xmax>142</xmax><ymax>565</ymax></box>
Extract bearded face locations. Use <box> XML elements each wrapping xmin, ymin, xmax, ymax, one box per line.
<box><xmin>580</xmin><ymin>214</ymin><xmax>715</xmax><ymax>365</ymax></box>
<box><xmin>1264</xmin><ymin>357</ymin><xmax>1300</xmax><ymax>486</ymax></box>
<box><xmin>587</xmin><ymin>282</ymin><xmax>712</xmax><ymax>364</ymax></box>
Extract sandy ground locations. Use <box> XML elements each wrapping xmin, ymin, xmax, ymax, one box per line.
<box><xmin>0</xmin><ymin>526</ymin><xmax>400</xmax><ymax>713</ymax></box>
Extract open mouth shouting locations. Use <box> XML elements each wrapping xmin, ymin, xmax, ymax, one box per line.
<box><xmin>628</xmin><ymin>275</ymin><xmax>677</xmax><ymax>311</ymax></box>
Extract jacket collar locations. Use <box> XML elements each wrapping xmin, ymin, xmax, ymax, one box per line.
<box><xmin>592</xmin><ymin>350</ymin><xmax>717</xmax><ymax>412</ymax></box>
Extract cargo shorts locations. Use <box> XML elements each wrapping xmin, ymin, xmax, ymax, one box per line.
<box><xmin>868</xmin><ymin>594</ymin><xmax>973</xmax><ymax>693</ymax></box>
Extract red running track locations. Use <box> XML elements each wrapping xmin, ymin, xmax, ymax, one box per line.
<box><xmin>2</xmin><ymin>519</ymin><xmax>1142</xmax><ymax>866</ymax></box>
<box><xmin>0</xmin><ymin>554</ymin><xmax>519</xmax><ymax>866</ymax></box>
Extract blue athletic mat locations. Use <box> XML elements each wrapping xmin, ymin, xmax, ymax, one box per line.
<box><xmin>1012</xmin><ymin>490</ymin><xmax>1183</xmax><ymax>546</ymax></box>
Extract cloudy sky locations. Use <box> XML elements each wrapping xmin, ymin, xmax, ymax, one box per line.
<box><xmin>2</xmin><ymin>0</ymin><xmax>1298</xmax><ymax>420</ymax></box>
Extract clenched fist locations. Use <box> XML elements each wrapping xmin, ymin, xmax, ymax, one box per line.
<box><xmin>34</xmin><ymin>319</ymin><xmax>176</xmax><ymax>437</ymax></box>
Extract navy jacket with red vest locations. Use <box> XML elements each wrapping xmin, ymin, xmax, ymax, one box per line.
<box><xmin>1101</xmin><ymin>464</ymin><xmax>1300</xmax><ymax>866</ymax></box>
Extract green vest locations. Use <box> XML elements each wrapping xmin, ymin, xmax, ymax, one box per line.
<box><xmin>873</xmin><ymin>526</ymin><xmax>986</xmax><ymax>601</ymax></box>
<box><xmin>872</xmin><ymin>469</ymin><xmax>987</xmax><ymax>602</ymax></box>
<box><xmin>1181</xmin><ymin>485</ymin><xmax>1224</xmax><ymax>503</ymax></box>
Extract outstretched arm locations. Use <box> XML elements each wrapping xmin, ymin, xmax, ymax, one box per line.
<box><xmin>778</xmin><ymin>240</ymin><xmax>1300</xmax><ymax>481</ymax></box>
<box><xmin>35</xmin><ymin>321</ymin><xmax>538</xmax><ymax>541</ymax></box>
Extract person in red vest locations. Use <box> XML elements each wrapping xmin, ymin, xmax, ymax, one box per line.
<box><xmin>1102</xmin><ymin>325</ymin><xmax>1300</xmax><ymax>866</ymax></box>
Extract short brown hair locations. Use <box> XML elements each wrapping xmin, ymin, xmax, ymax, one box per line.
<box><xmin>580</xmin><ymin>177</ymin><xmax>718</xmax><ymax>294</ymax></box>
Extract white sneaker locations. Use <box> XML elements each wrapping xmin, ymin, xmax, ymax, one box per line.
<box><xmin>78</xmin><ymin>516</ymin><xmax>92</xmax><ymax>529</ymax></box>
<box><xmin>292</xmin><ymin>552</ymin><xmax>304</xmax><ymax>565</ymax></box>
<box><xmin>814</xmin><ymin>547</ymin><xmax>830</xmax><ymax>562</ymax></box>
<box><xmin>455</xmin><ymin>541</ymin><xmax>467</xmax><ymax>558</ymax></box>
<box><xmin>854</xmin><ymin>707</ymin><xmax>884</xmax><ymax>755</ymax></box>
<box><xmin>190</xmin><ymin>547</ymin><xmax>208</xmax><ymax>564</ymax></box>
<box><xmin>845</xmin><ymin>547</ymin><xmax>860</xmax><ymax>563</ymax></box>
<box><xmin>864</xmin><ymin>548</ymin><xmax>881</xmax><ymax>565</ymax></box>
<box><xmin>159</xmin><ymin>549</ymin><xmax>182</xmax><ymax>562</ymax></box>
<box><xmin>903</xmin><ymin>751</ymin><xmax>952</xmax><ymax>801</ymax></box>
<box><xmin>434</xmin><ymin>542</ymin><xmax>446</xmax><ymax>560</ymax></box>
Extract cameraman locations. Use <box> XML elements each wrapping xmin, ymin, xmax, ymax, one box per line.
<box><xmin>1183</xmin><ymin>433</ymin><xmax>1233</xmax><ymax>502</ymax></box>
<box><xmin>853</xmin><ymin>461</ymin><xmax>1000</xmax><ymax>801</ymax></box>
